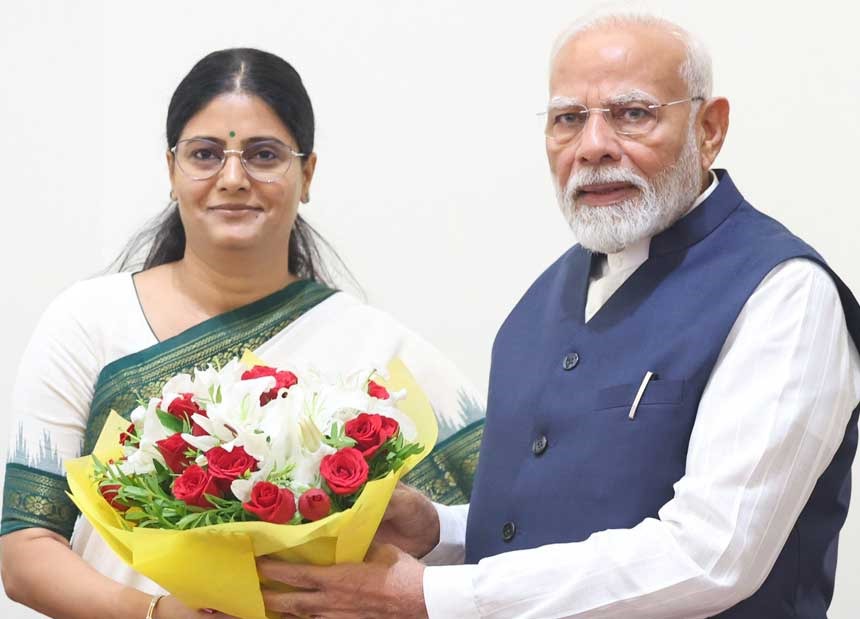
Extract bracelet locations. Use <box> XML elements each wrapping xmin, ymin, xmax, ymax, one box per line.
<box><xmin>145</xmin><ymin>594</ymin><xmax>164</xmax><ymax>619</ymax></box>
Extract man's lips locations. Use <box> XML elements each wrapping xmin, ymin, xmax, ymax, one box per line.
<box><xmin>577</xmin><ymin>182</ymin><xmax>636</xmax><ymax>195</ymax></box>
<box><xmin>575</xmin><ymin>182</ymin><xmax>639</xmax><ymax>206</ymax></box>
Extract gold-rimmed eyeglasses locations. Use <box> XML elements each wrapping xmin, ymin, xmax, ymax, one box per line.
<box><xmin>543</xmin><ymin>96</ymin><xmax>705</xmax><ymax>144</ymax></box>
<box><xmin>170</xmin><ymin>138</ymin><xmax>306</xmax><ymax>183</ymax></box>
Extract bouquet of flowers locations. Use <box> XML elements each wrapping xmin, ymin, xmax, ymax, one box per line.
<box><xmin>65</xmin><ymin>354</ymin><xmax>437</xmax><ymax>619</ymax></box>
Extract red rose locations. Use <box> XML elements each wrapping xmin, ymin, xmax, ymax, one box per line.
<box><xmin>172</xmin><ymin>465</ymin><xmax>221</xmax><ymax>508</ymax></box>
<box><xmin>298</xmin><ymin>488</ymin><xmax>332</xmax><ymax>521</ymax></box>
<box><xmin>167</xmin><ymin>393</ymin><xmax>207</xmax><ymax>425</ymax></box>
<box><xmin>156</xmin><ymin>433</ymin><xmax>196</xmax><ymax>473</ymax></box>
<box><xmin>205</xmin><ymin>445</ymin><xmax>258</xmax><ymax>492</ymax></box>
<box><xmin>243</xmin><ymin>482</ymin><xmax>296</xmax><ymax>523</ymax></box>
<box><xmin>242</xmin><ymin>365</ymin><xmax>298</xmax><ymax>405</ymax></box>
<box><xmin>320</xmin><ymin>448</ymin><xmax>369</xmax><ymax>495</ymax></box>
<box><xmin>241</xmin><ymin>365</ymin><xmax>278</xmax><ymax>380</ymax></box>
<box><xmin>119</xmin><ymin>423</ymin><xmax>136</xmax><ymax>446</ymax></box>
<box><xmin>367</xmin><ymin>380</ymin><xmax>390</xmax><ymax>400</ymax></box>
<box><xmin>344</xmin><ymin>413</ymin><xmax>399</xmax><ymax>460</ymax></box>
<box><xmin>99</xmin><ymin>483</ymin><xmax>129</xmax><ymax>512</ymax></box>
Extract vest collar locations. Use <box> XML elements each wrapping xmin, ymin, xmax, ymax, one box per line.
<box><xmin>650</xmin><ymin>169</ymin><xmax>744</xmax><ymax>257</ymax></box>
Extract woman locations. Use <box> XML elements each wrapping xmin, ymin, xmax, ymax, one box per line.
<box><xmin>0</xmin><ymin>48</ymin><xmax>483</xmax><ymax>618</ymax></box>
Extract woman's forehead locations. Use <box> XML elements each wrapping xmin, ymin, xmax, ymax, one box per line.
<box><xmin>180</xmin><ymin>93</ymin><xmax>295</xmax><ymax>145</ymax></box>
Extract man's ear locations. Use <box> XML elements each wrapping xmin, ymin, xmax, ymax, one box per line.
<box><xmin>697</xmin><ymin>97</ymin><xmax>730</xmax><ymax>170</ymax></box>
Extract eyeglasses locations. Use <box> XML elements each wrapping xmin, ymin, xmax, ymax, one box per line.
<box><xmin>171</xmin><ymin>138</ymin><xmax>306</xmax><ymax>183</ymax></box>
<box><xmin>543</xmin><ymin>96</ymin><xmax>704</xmax><ymax>144</ymax></box>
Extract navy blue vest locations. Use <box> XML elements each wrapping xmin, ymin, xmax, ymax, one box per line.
<box><xmin>466</xmin><ymin>170</ymin><xmax>860</xmax><ymax>617</ymax></box>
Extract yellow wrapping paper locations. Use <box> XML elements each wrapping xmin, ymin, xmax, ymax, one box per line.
<box><xmin>65</xmin><ymin>359</ymin><xmax>438</xmax><ymax>619</ymax></box>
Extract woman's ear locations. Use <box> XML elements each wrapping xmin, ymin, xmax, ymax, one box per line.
<box><xmin>300</xmin><ymin>152</ymin><xmax>317</xmax><ymax>204</ymax></box>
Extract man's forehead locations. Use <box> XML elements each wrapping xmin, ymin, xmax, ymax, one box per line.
<box><xmin>549</xmin><ymin>24</ymin><xmax>688</xmax><ymax>99</ymax></box>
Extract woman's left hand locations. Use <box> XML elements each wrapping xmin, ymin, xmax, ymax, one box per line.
<box><xmin>257</xmin><ymin>543</ymin><xmax>428</xmax><ymax>618</ymax></box>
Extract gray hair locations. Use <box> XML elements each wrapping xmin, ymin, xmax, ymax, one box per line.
<box><xmin>550</xmin><ymin>6</ymin><xmax>713</xmax><ymax>99</ymax></box>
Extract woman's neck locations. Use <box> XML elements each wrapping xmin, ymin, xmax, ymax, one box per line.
<box><xmin>173</xmin><ymin>245</ymin><xmax>297</xmax><ymax>317</ymax></box>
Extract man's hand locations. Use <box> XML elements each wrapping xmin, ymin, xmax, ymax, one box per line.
<box><xmin>258</xmin><ymin>543</ymin><xmax>428</xmax><ymax>618</ymax></box>
<box><xmin>374</xmin><ymin>483</ymin><xmax>440</xmax><ymax>557</ymax></box>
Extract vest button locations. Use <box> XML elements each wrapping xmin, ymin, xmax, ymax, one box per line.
<box><xmin>501</xmin><ymin>520</ymin><xmax>516</xmax><ymax>542</ymax></box>
<box><xmin>562</xmin><ymin>352</ymin><xmax>580</xmax><ymax>371</ymax></box>
<box><xmin>532</xmin><ymin>435</ymin><xmax>548</xmax><ymax>456</ymax></box>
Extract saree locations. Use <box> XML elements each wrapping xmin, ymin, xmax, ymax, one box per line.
<box><xmin>3</xmin><ymin>275</ymin><xmax>484</xmax><ymax>593</ymax></box>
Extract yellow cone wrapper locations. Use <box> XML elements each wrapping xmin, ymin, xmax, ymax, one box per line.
<box><xmin>65</xmin><ymin>358</ymin><xmax>438</xmax><ymax>619</ymax></box>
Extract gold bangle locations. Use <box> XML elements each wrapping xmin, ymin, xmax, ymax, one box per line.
<box><xmin>145</xmin><ymin>594</ymin><xmax>164</xmax><ymax>619</ymax></box>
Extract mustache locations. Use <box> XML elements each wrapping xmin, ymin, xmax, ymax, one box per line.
<box><xmin>563</xmin><ymin>166</ymin><xmax>650</xmax><ymax>200</ymax></box>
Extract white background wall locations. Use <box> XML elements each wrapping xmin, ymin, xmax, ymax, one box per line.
<box><xmin>1</xmin><ymin>0</ymin><xmax>858</xmax><ymax>616</ymax></box>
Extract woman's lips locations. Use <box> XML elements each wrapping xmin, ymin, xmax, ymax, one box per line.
<box><xmin>576</xmin><ymin>183</ymin><xmax>638</xmax><ymax>206</ymax></box>
<box><xmin>208</xmin><ymin>204</ymin><xmax>264</xmax><ymax>216</ymax></box>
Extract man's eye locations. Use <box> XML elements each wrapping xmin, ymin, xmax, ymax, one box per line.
<box><xmin>616</xmin><ymin>106</ymin><xmax>653</xmax><ymax>122</ymax></box>
<box><xmin>555</xmin><ymin>111</ymin><xmax>586</xmax><ymax>126</ymax></box>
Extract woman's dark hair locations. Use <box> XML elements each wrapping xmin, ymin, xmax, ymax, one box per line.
<box><xmin>113</xmin><ymin>48</ymin><xmax>348</xmax><ymax>287</ymax></box>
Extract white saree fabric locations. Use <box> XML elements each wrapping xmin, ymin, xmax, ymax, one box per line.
<box><xmin>7</xmin><ymin>273</ymin><xmax>485</xmax><ymax>599</ymax></box>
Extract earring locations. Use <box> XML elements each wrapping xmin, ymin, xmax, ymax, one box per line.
<box><xmin>169</xmin><ymin>190</ymin><xmax>177</xmax><ymax>202</ymax></box>
<box><xmin>301</xmin><ymin>193</ymin><xmax>310</xmax><ymax>204</ymax></box>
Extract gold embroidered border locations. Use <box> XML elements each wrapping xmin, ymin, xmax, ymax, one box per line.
<box><xmin>1</xmin><ymin>463</ymin><xmax>78</xmax><ymax>538</ymax></box>
<box><xmin>404</xmin><ymin>419</ymin><xmax>484</xmax><ymax>505</ymax></box>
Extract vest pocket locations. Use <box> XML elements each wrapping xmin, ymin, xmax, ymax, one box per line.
<box><xmin>593</xmin><ymin>378</ymin><xmax>685</xmax><ymax>411</ymax></box>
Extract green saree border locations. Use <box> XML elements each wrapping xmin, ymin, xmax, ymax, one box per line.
<box><xmin>404</xmin><ymin>418</ymin><xmax>484</xmax><ymax>505</ymax></box>
<box><xmin>1</xmin><ymin>463</ymin><xmax>79</xmax><ymax>538</ymax></box>
<box><xmin>85</xmin><ymin>279</ymin><xmax>336</xmax><ymax>455</ymax></box>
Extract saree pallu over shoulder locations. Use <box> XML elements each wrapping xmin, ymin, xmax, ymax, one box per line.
<box><xmin>404</xmin><ymin>418</ymin><xmax>484</xmax><ymax>505</ymax></box>
<box><xmin>85</xmin><ymin>280</ymin><xmax>336</xmax><ymax>456</ymax></box>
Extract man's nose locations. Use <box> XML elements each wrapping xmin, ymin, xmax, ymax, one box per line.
<box><xmin>575</xmin><ymin>110</ymin><xmax>622</xmax><ymax>166</ymax></box>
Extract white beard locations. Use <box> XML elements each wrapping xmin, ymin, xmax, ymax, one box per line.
<box><xmin>555</xmin><ymin>126</ymin><xmax>704</xmax><ymax>254</ymax></box>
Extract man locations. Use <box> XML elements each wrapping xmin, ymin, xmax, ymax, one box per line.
<box><xmin>257</xmin><ymin>11</ymin><xmax>860</xmax><ymax>618</ymax></box>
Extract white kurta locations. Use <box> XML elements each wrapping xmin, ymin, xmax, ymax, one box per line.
<box><xmin>422</xmin><ymin>179</ymin><xmax>860</xmax><ymax>618</ymax></box>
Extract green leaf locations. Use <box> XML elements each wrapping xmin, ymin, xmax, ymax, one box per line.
<box><xmin>152</xmin><ymin>458</ymin><xmax>171</xmax><ymax>481</ymax></box>
<box><xmin>156</xmin><ymin>409</ymin><xmax>183</xmax><ymax>434</ymax></box>
<box><xmin>322</xmin><ymin>422</ymin><xmax>357</xmax><ymax>449</ymax></box>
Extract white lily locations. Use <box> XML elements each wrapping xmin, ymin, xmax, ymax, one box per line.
<box><xmin>160</xmin><ymin>372</ymin><xmax>195</xmax><ymax>400</ymax></box>
<box><xmin>119</xmin><ymin>438</ymin><xmax>165</xmax><ymax>475</ymax></box>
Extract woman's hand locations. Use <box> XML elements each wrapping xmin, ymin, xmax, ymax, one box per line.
<box><xmin>152</xmin><ymin>594</ymin><xmax>238</xmax><ymax>618</ymax></box>
<box><xmin>373</xmin><ymin>483</ymin><xmax>440</xmax><ymax>558</ymax></box>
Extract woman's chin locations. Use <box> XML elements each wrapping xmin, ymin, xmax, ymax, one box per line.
<box><xmin>204</xmin><ymin>228</ymin><xmax>269</xmax><ymax>252</ymax></box>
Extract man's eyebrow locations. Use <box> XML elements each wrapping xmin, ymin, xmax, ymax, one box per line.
<box><xmin>546</xmin><ymin>89</ymin><xmax>660</xmax><ymax>110</ymax></box>
<box><xmin>604</xmin><ymin>89</ymin><xmax>660</xmax><ymax>105</ymax></box>
<box><xmin>547</xmin><ymin>95</ymin><xmax>583</xmax><ymax>110</ymax></box>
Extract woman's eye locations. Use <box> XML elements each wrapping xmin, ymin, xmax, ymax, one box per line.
<box><xmin>192</xmin><ymin>149</ymin><xmax>219</xmax><ymax>160</ymax></box>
